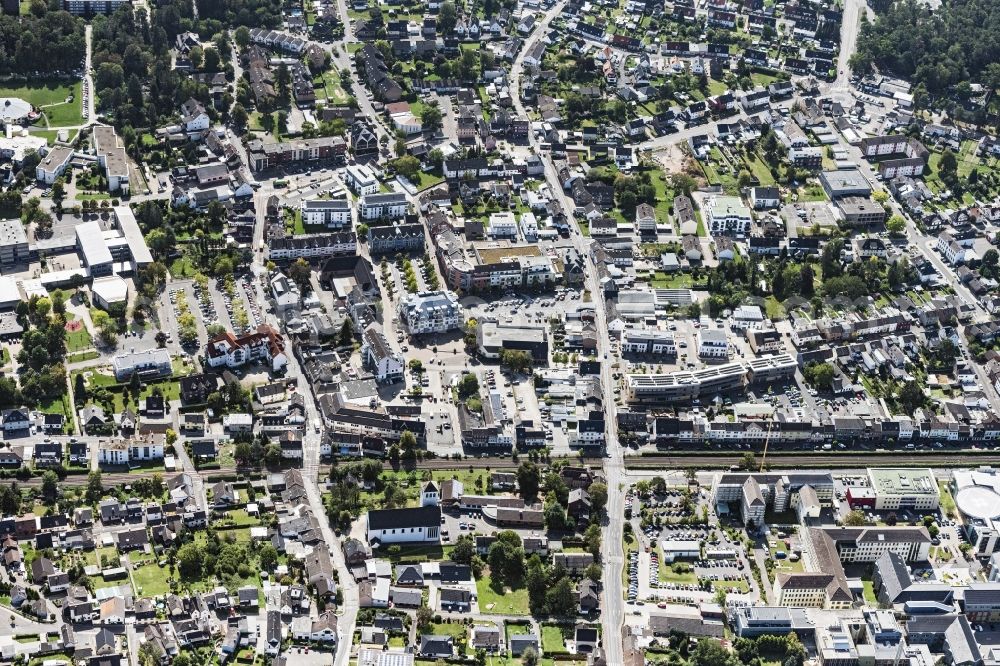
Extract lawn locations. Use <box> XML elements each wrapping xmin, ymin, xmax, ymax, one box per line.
<box><xmin>0</xmin><ymin>79</ymin><xmax>79</xmax><ymax>109</ymax></box>
<box><xmin>745</xmin><ymin>151</ymin><xmax>776</xmax><ymax>186</ymax></box>
<box><xmin>317</xmin><ymin>69</ymin><xmax>350</xmax><ymax>105</ymax></box>
<box><xmin>541</xmin><ymin>625</ymin><xmax>571</xmax><ymax>654</ymax></box>
<box><xmin>793</xmin><ymin>182</ymin><xmax>829</xmax><ymax>202</ymax></box>
<box><xmin>764</xmin><ymin>296</ymin><xmax>786</xmax><ymax>320</ymax></box>
<box><xmin>429</xmin><ymin>622</ymin><xmax>468</xmax><ymax>641</ymax></box>
<box><xmin>169</xmin><ymin>256</ymin><xmax>198</xmax><ymax>278</ymax></box>
<box><xmin>131</xmin><ymin>562</ymin><xmax>172</xmax><ymax>597</ymax></box>
<box><xmin>862</xmin><ymin>579</ymin><xmax>877</xmax><ymax>604</ymax></box>
<box><xmin>35</xmin><ymin>81</ymin><xmax>84</xmax><ymax>127</ymax></box>
<box><xmin>66</xmin><ymin>317</ymin><xmax>93</xmax><ymax>351</ymax></box>
<box><xmin>659</xmin><ymin>560</ymin><xmax>697</xmax><ymax>585</ymax></box>
<box><xmin>408</xmin><ymin>170</ymin><xmax>446</xmax><ymax>190</ymax></box>
<box><xmin>475</xmin><ymin>576</ymin><xmax>531</xmax><ymax>615</ymax></box>
<box><xmin>768</xmin><ymin>538</ymin><xmax>803</xmax><ymax>575</ymax></box>
<box><xmin>938</xmin><ymin>481</ymin><xmax>957</xmax><ymax>518</ymax></box>
<box><xmin>38</xmin><ymin>395</ymin><xmax>74</xmax><ymax>433</ymax></box>
<box><xmin>383</xmin><ymin>544</ymin><xmax>454</xmax><ymax>564</ymax></box>
<box><xmin>649</xmin><ymin>271</ymin><xmax>697</xmax><ymax>289</ymax></box>
<box><xmin>710</xmin><ymin>579</ymin><xmax>749</xmax><ymax>593</ymax></box>
<box><xmin>750</xmin><ymin>72</ymin><xmax>782</xmax><ymax>87</ymax></box>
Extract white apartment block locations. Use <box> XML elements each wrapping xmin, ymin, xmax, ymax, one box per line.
<box><xmin>698</xmin><ymin>329</ymin><xmax>730</xmax><ymax>359</ymax></box>
<box><xmin>360</xmin><ymin>193</ymin><xmax>408</xmax><ymax>220</ymax></box>
<box><xmin>621</xmin><ymin>329</ymin><xmax>676</xmax><ymax>355</ymax></box>
<box><xmin>300</xmin><ymin>199</ymin><xmax>352</xmax><ymax>229</ymax></box>
<box><xmin>344</xmin><ymin>164</ymin><xmax>379</xmax><ymax>195</ymax></box>
<box><xmin>398</xmin><ymin>290</ymin><xmax>462</xmax><ymax>335</ymax></box>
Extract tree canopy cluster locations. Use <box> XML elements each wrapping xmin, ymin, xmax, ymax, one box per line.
<box><xmin>852</xmin><ymin>0</ymin><xmax>1000</xmax><ymax>94</ymax></box>
<box><xmin>0</xmin><ymin>8</ymin><xmax>84</xmax><ymax>76</ymax></box>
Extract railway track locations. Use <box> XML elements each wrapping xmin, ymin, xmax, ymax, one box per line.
<box><xmin>8</xmin><ymin>449</ymin><xmax>993</xmax><ymax>487</ymax></box>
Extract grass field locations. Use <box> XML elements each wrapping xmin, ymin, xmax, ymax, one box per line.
<box><xmin>132</xmin><ymin>562</ymin><xmax>172</xmax><ymax>597</ymax></box>
<box><xmin>317</xmin><ymin>69</ymin><xmax>350</xmax><ymax>105</ymax></box>
<box><xmin>65</xmin><ymin>318</ymin><xmax>93</xmax><ymax>351</ymax></box>
<box><xmin>476</xmin><ymin>576</ymin><xmax>530</xmax><ymax>615</ymax></box>
<box><xmin>938</xmin><ymin>481</ymin><xmax>957</xmax><ymax>518</ymax></box>
<box><xmin>0</xmin><ymin>80</ymin><xmax>78</xmax><ymax>108</ymax></box>
<box><xmin>0</xmin><ymin>80</ymin><xmax>85</xmax><ymax>128</ymax></box>
<box><xmin>38</xmin><ymin>395</ymin><xmax>73</xmax><ymax>433</ymax></box>
<box><xmin>541</xmin><ymin>625</ymin><xmax>571</xmax><ymax>653</ymax></box>
<box><xmin>37</xmin><ymin>82</ymin><xmax>84</xmax><ymax>127</ymax></box>
<box><xmin>429</xmin><ymin>622</ymin><xmax>468</xmax><ymax>641</ymax></box>
<box><xmin>383</xmin><ymin>544</ymin><xmax>454</xmax><ymax>564</ymax></box>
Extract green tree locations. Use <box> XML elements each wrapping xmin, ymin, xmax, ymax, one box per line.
<box><xmin>588</xmin><ymin>482</ymin><xmax>608</xmax><ymax>513</ymax></box>
<box><xmin>886</xmin><ymin>215</ymin><xmax>906</xmax><ymax>236</ymax></box>
<box><xmin>258</xmin><ymin>544</ymin><xmax>279</xmax><ymax>571</ymax></box>
<box><xmin>691</xmin><ymin>639</ymin><xmax>740</xmax><ymax>666</ymax></box>
<box><xmin>940</xmin><ymin>148</ymin><xmax>958</xmax><ymax>177</ymax></box>
<box><xmin>391</xmin><ymin>155</ymin><xmax>421</xmax><ymax>180</ymax></box>
<box><xmin>457</xmin><ymin>373</ymin><xmax>479</xmax><ymax>399</ymax></box>
<box><xmin>419</xmin><ymin>104</ymin><xmax>443</xmax><ymax>132</ymax></box>
<box><xmin>450</xmin><ymin>534</ymin><xmax>475</xmax><ymax>564</ymax></box>
<box><xmin>41</xmin><ymin>470</ymin><xmax>59</xmax><ymax>501</ymax></box>
<box><xmin>843</xmin><ymin>510</ymin><xmax>868</xmax><ymax>527</ymax></box>
<box><xmin>898</xmin><ymin>379</ymin><xmax>926</xmax><ymax>414</ymax></box>
<box><xmin>177</xmin><ymin>542</ymin><xmax>204</xmax><ymax>579</ymax></box>
<box><xmin>545</xmin><ymin>576</ymin><xmax>576</xmax><ymax>616</ymax></box>
<box><xmin>85</xmin><ymin>471</ymin><xmax>103</xmax><ymax>503</ymax></box>
<box><xmin>803</xmin><ymin>362</ymin><xmax>834</xmax><ymax>389</ymax></box>
<box><xmin>517</xmin><ymin>461</ymin><xmax>541</xmax><ymax>501</ymax></box>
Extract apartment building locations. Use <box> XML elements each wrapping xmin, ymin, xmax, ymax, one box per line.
<box><xmin>398</xmin><ymin>290</ymin><xmax>462</xmax><ymax>335</ymax></box>
<box><xmin>300</xmin><ymin>199</ymin><xmax>352</xmax><ymax>229</ymax></box>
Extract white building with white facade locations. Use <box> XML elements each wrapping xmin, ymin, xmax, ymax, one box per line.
<box><xmin>398</xmin><ymin>290</ymin><xmax>462</xmax><ymax>335</ymax></box>
<box><xmin>344</xmin><ymin>164</ymin><xmax>379</xmax><ymax>195</ymax></box>
<box><xmin>300</xmin><ymin>198</ymin><xmax>352</xmax><ymax>229</ymax></box>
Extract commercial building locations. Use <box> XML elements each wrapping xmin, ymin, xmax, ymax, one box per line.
<box><xmin>477</xmin><ymin>321</ymin><xmax>548</xmax><ymax>362</ymax></box>
<box><xmin>773</xmin><ymin>573</ymin><xmax>838</xmax><ymax>608</ymax></box>
<box><xmin>247</xmin><ymin>136</ymin><xmax>347</xmax><ymax>171</ymax></box>
<box><xmin>114</xmin><ymin>206</ymin><xmax>153</xmax><ymax>267</ymax></box>
<box><xmin>0</xmin><ymin>219</ymin><xmax>29</xmax><ymax>266</ymax></box>
<box><xmin>867</xmin><ymin>468</ymin><xmax>940</xmax><ymax>511</ymax></box>
<box><xmin>627</xmin><ymin>363</ymin><xmax>746</xmax><ymax>403</ymax></box>
<box><xmin>713</xmin><ymin>472</ymin><xmax>834</xmax><ymax>525</ymax></box>
<box><xmin>361</xmin><ymin>325</ymin><xmax>404</xmax><ymax>384</ymax></box>
<box><xmin>300</xmin><ymin>198</ymin><xmax>353</xmax><ymax>229</ymax></box>
<box><xmin>93</xmin><ymin>126</ymin><xmax>130</xmax><ymax>194</ymax></box>
<box><xmin>731</xmin><ymin>607</ymin><xmax>814</xmax><ymax>638</ymax></box>
<box><xmin>62</xmin><ymin>0</ymin><xmax>130</xmax><ymax>14</ymax></box>
<box><xmin>77</xmin><ymin>221</ymin><xmax>115</xmax><ymax>277</ymax></box>
<box><xmin>837</xmin><ymin>196</ymin><xmax>886</xmax><ymax>227</ymax></box>
<box><xmin>697</xmin><ymin>329</ymin><xmax>730</xmax><ymax>359</ymax></box>
<box><xmin>398</xmin><ymin>290</ymin><xmax>462</xmax><ymax>335</ymax></box>
<box><xmin>621</xmin><ymin>328</ymin><xmax>676</xmax><ymax>356</ymax></box>
<box><xmin>35</xmin><ymin>145</ymin><xmax>74</xmax><ymax>184</ymax></box>
<box><xmin>951</xmin><ymin>467</ymin><xmax>1000</xmax><ymax>555</ymax></box>
<box><xmin>820</xmin><ymin>168</ymin><xmax>871</xmax><ymax>199</ymax></box>
<box><xmin>266</xmin><ymin>232</ymin><xmax>357</xmax><ymax>261</ymax></box>
<box><xmin>112</xmin><ymin>348</ymin><xmax>172</xmax><ymax>381</ymax></box>
<box><xmin>91</xmin><ymin>275</ymin><xmax>129</xmax><ymax>310</ymax></box>
<box><xmin>205</xmin><ymin>325</ymin><xmax>288</xmax><ymax>372</ymax></box>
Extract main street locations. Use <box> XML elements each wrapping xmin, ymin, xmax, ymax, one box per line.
<box><xmin>512</xmin><ymin>6</ymin><xmax>625</xmax><ymax>659</ymax></box>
